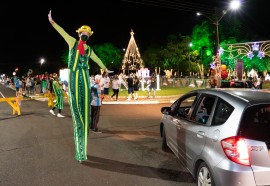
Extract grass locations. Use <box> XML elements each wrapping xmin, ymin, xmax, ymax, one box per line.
<box><xmin>117</xmin><ymin>86</ymin><xmax>200</xmax><ymax>97</ymax></box>
<box><xmin>115</xmin><ymin>80</ymin><xmax>270</xmax><ymax>98</ymax></box>
<box><xmin>263</xmin><ymin>81</ymin><xmax>270</xmax><ymax>89</ymax></box>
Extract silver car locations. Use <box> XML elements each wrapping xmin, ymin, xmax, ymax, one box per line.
<box><xmin>160</xmin><ymin>88</ymin><xmax>270</xmax><ymax>186</ymax></box>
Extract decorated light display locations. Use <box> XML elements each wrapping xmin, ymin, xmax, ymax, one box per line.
<box><xmin>220</xmin><ymin>40</ymin><xmax>270</xmax><ymax>60</ymax></box>
<box><xmin>248</xmin><ymin>51</ymin><xmax>254</xmax><ymax>59</ymax></box>
<box><xmin>122</xmin><ymin>30</ymin><xmax>144</xmax><ymax>74</ymax></box>
<box><xmin>220</xmin><ymin>64</ymin><xmax>229</xmax><ymax>80</ymax></box>
<box><xmin>258</xmin><ymin>51</ymin><xmax>265</xmax><ymax>59</ymax></box>
<box><xmin>252</xmin><ymin>43</ymin><xmax>259</xmax><ymax>51</ymax></box>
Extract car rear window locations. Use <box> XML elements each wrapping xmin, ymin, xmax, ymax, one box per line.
<box><xmin>239</xmin><ymin>104</ymin><xmax>270</xmax><ymax>142</ymax></box>
<box><xmin>212</xmin><ymin>98</ymin><xmax>234</xmax><ymax>126</ymax></box>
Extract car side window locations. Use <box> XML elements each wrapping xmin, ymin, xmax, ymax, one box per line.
<box><xmin>176</xmin><ymin>95</ymin><xmax>196</xmax><ymax>118</ymax></box>
<box><xmin>212</xmin><ymin>98</ymin><xmax>234</xmax><ymax>126</ymax></box>
<box><xmin>192</xmin><ymin>96</ymin><xmax>215</xmax><ymax>124</ymax></box>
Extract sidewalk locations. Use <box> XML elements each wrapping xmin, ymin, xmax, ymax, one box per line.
<box><xmin>28</xmin><ymin>94</ymin><xmax>178</xmax><ymax>105</ymax></box>
<box><xmin>5</xmin><ymin>83</ymin><xmax>178</xmax><ymax>104</ymax></box>
<box><xmin>101</xmin><ymin>95</ymin><xmax>178</xmax><ymax>104</ymax></box>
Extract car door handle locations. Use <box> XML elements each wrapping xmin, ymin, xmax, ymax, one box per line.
<box><xmin>197</xmin><ymin>131</ymin><xmax>205</xmax><ymax>138</ymax></box>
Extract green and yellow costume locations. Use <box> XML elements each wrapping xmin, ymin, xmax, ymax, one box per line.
<box><xmin>52</xmin><ymin>80</ymin><xmax>64</xmax><ymax>110</ymax></box>
<box><xmin>50</xmin><ymin>22</ymin><xmax>106</xmax><ymax>161</ymax></box>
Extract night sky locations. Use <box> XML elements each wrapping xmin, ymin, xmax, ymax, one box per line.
<box><xmin>0</xmin><ymin>0</ymin><xmax>269</xmax><ymax>75</ymax></box>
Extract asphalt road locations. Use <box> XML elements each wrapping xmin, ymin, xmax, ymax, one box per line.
<box><xmin>0</xmin><ymin>84</ymin><xmax>196</xmax><ymax>186</ymax></box>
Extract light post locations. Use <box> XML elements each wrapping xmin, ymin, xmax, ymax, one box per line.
<box><xmin>40</xmin><ymin>58</ymin><xmax>45</xmax><ymax>73</ymax></box>
<box><xmin>188</xmin><ymin>42</ymin><xmax>193</xmax><ymax>71</ymax></box>
<box><xmin>197</xmin><ymin>0</ymin><xmax>240</xmax><ymax>87</ymax></box>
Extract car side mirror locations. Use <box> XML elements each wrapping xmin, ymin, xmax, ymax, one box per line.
<box><xmin>161</xmin><ymin>107</ymin><xmax>171</xmax><ymax>115</ymax></box>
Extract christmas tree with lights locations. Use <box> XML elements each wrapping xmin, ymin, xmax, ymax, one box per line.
<box><xmin>122</xmin><ymin>29</ymin><xmax>144</xmax><ymax>75</ymax></box>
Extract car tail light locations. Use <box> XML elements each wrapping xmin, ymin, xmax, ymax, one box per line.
<box><xmin>221</xmin><ymin>136</ymin><xmax>250</xmax><ymax>166</ymax></box>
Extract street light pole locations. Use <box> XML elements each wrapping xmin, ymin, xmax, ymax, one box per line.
<box><xmin>197</xmin><ymin>0</ymin><xmax>240</xmax><ymax>87</ymax></box>
<box><xmin>188</xmin><ymin>42</ymin><xmax>192</xmax><ymax>71</ymax></box>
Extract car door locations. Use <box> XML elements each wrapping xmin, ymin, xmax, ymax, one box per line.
<box><xmin>173</xmin><ymin>94</ymin><xmax>198</xmax><ymax>162</ymax></box>
<box><xmin>162</xmin><ymin>99</ymin><xmax>181</xmax><ymax>155</ymax></box>
<box><xmin>179</xmin><ymin>95</ymin><xmax>216</xmax><ymax>170</ymax></box>
<box><xmin>163</xmin><ymin>113</ymin><xmax>178</xmax><ymax>155</ymax></box>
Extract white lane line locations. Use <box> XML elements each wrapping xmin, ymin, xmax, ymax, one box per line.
<box><xmin>0</xmin><ymin>91</ymin><xmax>5</xmax><ymax>98</ymax></box>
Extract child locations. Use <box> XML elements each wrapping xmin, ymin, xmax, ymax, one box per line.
<box><xmin>90</xmin><ymin>75</ymin><xmax>103</xmax><ymax>133</ymax></box>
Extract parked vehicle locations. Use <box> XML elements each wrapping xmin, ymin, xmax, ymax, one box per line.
<box><xmin>160</xmin><ymin>88</ymin><xmax>270</xmax><ymax>186</ymax></box>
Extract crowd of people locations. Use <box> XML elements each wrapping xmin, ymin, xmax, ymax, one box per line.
<box><xmin>2</xmin><ymin>73</ymin><xmax>58</xmax><ymax>96</ymax></box>
<box><xmin>1</xmin><ymin>71</ymin><xmax>158</xmax><ymax>102</ymax></box>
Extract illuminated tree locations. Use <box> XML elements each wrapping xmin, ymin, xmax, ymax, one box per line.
<box><xmin>191</xmin><ymin>21</ymin><xmax>214</xmax><ymax>68</ymax></box>
<box><xmin>93</xmin><ymin>43</ymin><xmax>122</xmax><ymax>73</ymax></box>
<box><xmin>159</xmin><ymin>34</ymin><xmax>197</xmax><ymax>76</ymax></box>
<box><xmin>142</xmin><ymin>44</ymin><xmax>162</xmax><ymax>72</ymax></box>
<box><xmin>122</xmin><ymin>30</ymin><xmax>144</xmax><ymax>75</ymax></box>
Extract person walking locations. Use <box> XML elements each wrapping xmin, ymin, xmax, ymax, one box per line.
<box><xmin>90</xmin><ymin>75</ymin><xmax>95</xmax><ymax>86</ymax></box>
<box><xmin>14</xmin><ymin>76</ymin><xmax>20</xmax><ymax>94</ymax></box>
<box><xmin>49</xmin><ymin>75</ymin><xmax>65</xmax><ymax>118</ymax></box>
<box><xmin>90</xmin><ymin>75</ymin><xmax>103</xmax><ymax>133</ymax></box>
<box><xmin>49</xmin><ymin>76</ymin><xmax>54</xmax><ymax>93</ymax></box>
<box><xmin>99</xmin><ymin>71</ymin><xmax>106</xmax><ymax>101</ymax></box>
<box><xmin>133</xmin><ymin>75</ymin><xmax>140</xmax><ymax>100</ymax></box>
<box><xmin>126</xmin><ymin>74</ymin><xmax>135</xmax><ymax>100</ymax></box>
<box><xmin>35</xmin><ymin>76</ymin><xmax>42</xmax><ymax>94</ymax></box>
<box><xmin>103</xmin><ymin>72</ymin><xmax>110</xmax><ymax>101</ymax></box>
<box><xmin>25</xmin><ymin>76</ymin><xmax>31</xmax><ymax>95</ymax></box>
<box><xmin>147</xmin><ymin>73</ymin><xmax>157</xmax><ymax>98</ymax></box>
<box><xmin>15</xmin><ymin>77</ymin><xmax>23</xmax><ymax>106</ymax></box>
<box><xmin>111</xmin><ymin>75</ymin><xmax>121</xmax><ymax>101</ymax></box>
<box><xmin>48</xmin><ymin>10</ymin><xmax>108</xmax><ymax>163</ymax></box>
<box><xmin>41</xmin><ymin>78</ymin><xmax>47</xmax><ymax>94</ymax></box>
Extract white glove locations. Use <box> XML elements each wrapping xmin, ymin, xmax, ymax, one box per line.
<box><xmin>105</xmin><ymin>69</ymin><xmax>114</xmax><ymax>73</ymax></box>
<box><xmin>106</xmin><ymin>69</ymin><xmax>114</xmax><ymax>73</ymax></box>
<box><xmin>101</xmin><ymin>68</ymin><xmax>114</xmax><ymax>75</ymax></box>
<box><xmin>48</xmin><ymin>10</ymin><xmax>53</xmax><ymax>23</ymax></box>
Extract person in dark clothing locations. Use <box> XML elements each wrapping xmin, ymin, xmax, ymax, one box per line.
<box><xmin>49</xmin><ymin>77</ymin><xmax>54</xmax><ymax>93</ymax></box>
<box><xmin>147</xmin><ymin>73</ymin><xmax>157</xmax><ymax>98</ymax></box>
<box><xmin>133</xmin><ymin>75</ymin><xmax>140</xmax><ymax>100</ymax></box>
<box><xmin>126</xmin><ymin>74</ymin><xmax>134</xmax><ymax>100</ymax></box>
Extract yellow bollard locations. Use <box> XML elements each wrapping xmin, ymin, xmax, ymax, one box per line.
<box><xmin>44</xmin><ymin>93</ymin><xmax>55</xmax><ymax>108</ymax></box>
<box><xmin>0</xmin><ymin>97</ymin><xmax>23</xmax><ymax>116</ymax></box>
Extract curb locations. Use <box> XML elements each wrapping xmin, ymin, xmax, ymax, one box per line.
<box><xmin>3</xmin><ymin>83</ymin><xmax>178</xmax><ymax>104</ymax></box>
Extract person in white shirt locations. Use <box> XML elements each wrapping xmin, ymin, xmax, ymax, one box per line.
<box><xmin>111</xmin><ymin>75</ymin><xmax>121</xmax><ymax>101</ymax></box>
<box><xmin>99</xmin><ymin>72</ymin><xmax>105</xmax><ymax>101</ymax></box>
<box><xmin>103</xmin><ymin>72</ymin><xmax>111</xmax><ymax>101</ymax></box>
<box><xmin>90</xmin><ymin>75</ymin><xmax>95</xmax><ymax>86</ymax></box>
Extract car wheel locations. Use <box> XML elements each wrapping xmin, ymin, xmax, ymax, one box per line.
<box><xmin>162</xmin><ymin>128</ymin><xmax>169</xmax><ymax>152</ymax></box>
<box><xmin>197</xmin><ymin>162</ymin><xmax>215</xmax><ymax>186</ymax></box>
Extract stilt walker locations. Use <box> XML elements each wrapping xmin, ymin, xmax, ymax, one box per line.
<box><xmin>48</xmin><ymin>11</ymin><xmax>108</xmax><ymax>163</ymax></box>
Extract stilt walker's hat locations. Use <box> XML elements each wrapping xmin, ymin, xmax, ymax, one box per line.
<box><xmin>76</xmin><ymin>25</ymin><xmax>94</xmax><ymax>36</ymax></box>
<box><xmin>52</xmin><ymin>73</ymin><xmax>58</xmax><ymax>80</ymax></box>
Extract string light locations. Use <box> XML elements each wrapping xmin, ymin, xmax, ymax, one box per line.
<box><xmin>220</xmin><ymin>40</ymin><xmax>270</xmax><ymax>59</ymax></box>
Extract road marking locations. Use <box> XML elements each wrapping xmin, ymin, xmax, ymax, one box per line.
<box><xmin>0</xmin><ymin>91</ymin><xmax>5</xmax><ymax>98</ymax></box>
